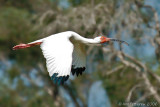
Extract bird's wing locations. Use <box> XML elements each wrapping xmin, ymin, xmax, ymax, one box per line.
<box><xmin>71</xmin><ymin>42</ymin><xmax>86</xmax><ymax>76</ymax></box>
<box><xmin>40</xmin><ymin>36</ymin><xmax>73</xmax><ymax>84</ymax></box>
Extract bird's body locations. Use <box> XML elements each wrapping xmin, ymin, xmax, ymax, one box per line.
<box><xmin>13</xmin><ymin>31</ymin><xmax>128</xmax><ymax>84</ymax></box>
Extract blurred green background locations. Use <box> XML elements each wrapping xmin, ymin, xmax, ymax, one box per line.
<box><xmin>0</xmin><ymin>0</ymin><xmax>160</xmax><ymax>107</ymax></box>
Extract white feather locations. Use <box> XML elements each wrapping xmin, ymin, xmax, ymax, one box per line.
<box><xmin>40</xmin><ymin>32</ymin><xmax>74</xmax><ymax>77</ymax></box>
<box><xmin>71</xmin><ymin>39</ymin><xmax>86</xmax><ymax>69</ymax></box>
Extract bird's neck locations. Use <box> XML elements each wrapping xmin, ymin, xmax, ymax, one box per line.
<box><xmin>71</xmin><ymin>32</ymin><xmax>99</xmax><ymax>45</ymax></box>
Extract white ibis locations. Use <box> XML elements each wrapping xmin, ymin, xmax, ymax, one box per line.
<box><xmin>13</xmin><ymin>31</ymin><xmax>128</xmax><ymax>85</ymax></box>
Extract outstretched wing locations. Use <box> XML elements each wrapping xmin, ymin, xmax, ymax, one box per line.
<box><xmin>71</xmin><ymin>42</ymin><xmax>86</xmax><ymax>76</ymax></box>
<box><xmin>40</xmin><ymin>36</ymin><xmax>73</xmax><ymax>84</ymax></box>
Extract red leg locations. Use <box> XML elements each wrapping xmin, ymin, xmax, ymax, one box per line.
<box><xmin>13</xmin><ymin>42</ymin><xmax>42</xmax><ymax>50</ymax></box>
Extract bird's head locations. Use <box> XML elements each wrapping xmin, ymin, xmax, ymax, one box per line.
<box><xmin>94</xmin><ymin>36</ymin><xmax>129</xmax><ymax>46</ymax></box>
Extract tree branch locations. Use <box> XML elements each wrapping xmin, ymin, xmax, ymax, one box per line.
<box><xmin>116</xmin><ymin>51</ymin><xmax>160</xmax><ymax>104</ymax></box>
<box><xmin>106</xmin><ymin>65</ymin><xmax>124</xmax><ymax>75</ymax></box>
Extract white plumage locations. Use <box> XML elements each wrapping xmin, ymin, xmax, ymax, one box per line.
<box><xmin>13</xmin><ymin>31</ymin><xmax>128</xmax><ymax>84</ymax></box>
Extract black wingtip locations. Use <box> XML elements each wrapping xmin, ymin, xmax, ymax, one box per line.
<box><xmin>51</xmin><ymin>73</ymin><xmax>69</xmax><ymax>85</ymax></box>
<box><xmin>71</xmin><ymin>66</ymin><xmax>86</xmax><ymax>77</ymax></box>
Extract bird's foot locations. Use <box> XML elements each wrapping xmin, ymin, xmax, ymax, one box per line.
<box><xmin>13</xmin><ymin>43</ymin><xmax>30</xmax><ymax>50</ymax></box>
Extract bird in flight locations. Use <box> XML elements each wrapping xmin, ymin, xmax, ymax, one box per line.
<box><xmin>13</xmin><ymin>31</ymin><xmax>128</xmax><ymax>85</ymax></box>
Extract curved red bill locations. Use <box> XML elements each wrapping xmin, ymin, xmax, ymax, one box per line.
<box><xmin>109</xmin><ymin>38</ymin><xmax>129</xmax><ymax>46</ymax></box>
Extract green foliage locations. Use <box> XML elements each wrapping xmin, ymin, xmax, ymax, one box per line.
<box><xmin>7</xmin><ymin>66</ymin><xmax>20</xmax><ymax>80</ymax></box>
<box><xmin>68</xmin><ymin>0</ymin><xmax>87</xmax><ymax>6</ymax></box>
<box><xmin>0</xmin><ymin>7</ymin><xmax>30</xmax><ymax>40</ymax></box>
<box><xmin>102</xmin><ymin>68</ymin><xmax>141</xmax><ymax>103</ymax></box>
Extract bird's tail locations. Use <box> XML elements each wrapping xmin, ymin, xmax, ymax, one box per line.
<box><xmin>13</xmin><ymin>39</ymin><xmax>43</xmax><ymax>50</ymax></box>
